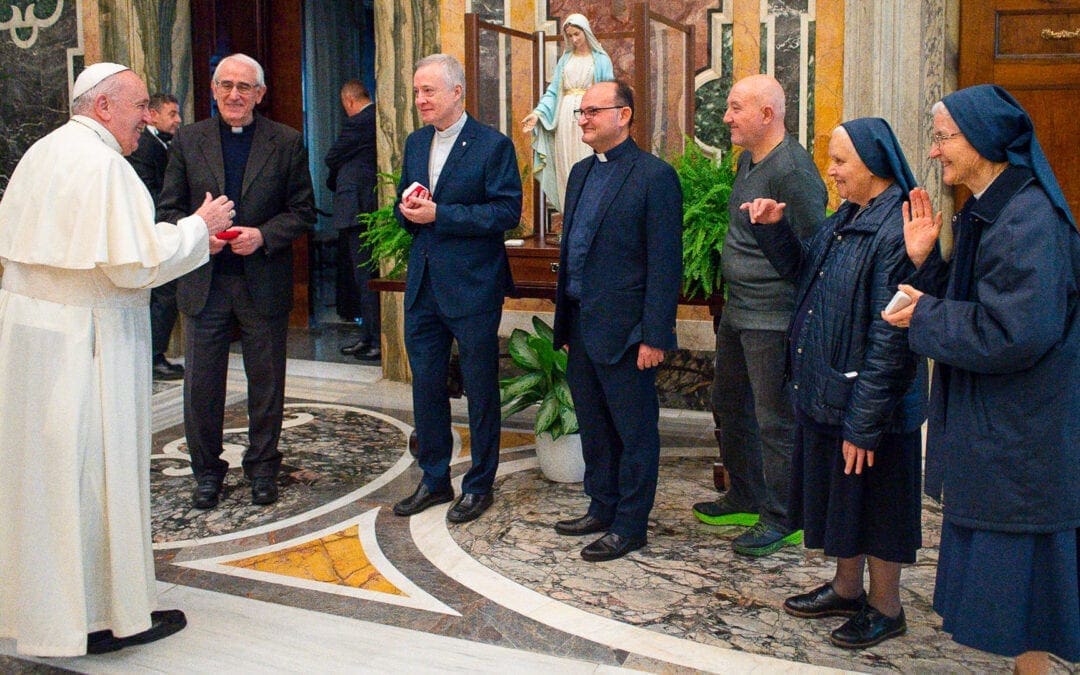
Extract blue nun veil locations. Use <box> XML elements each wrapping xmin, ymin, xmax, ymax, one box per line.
<box><xmin>942</xmin><ymin>84</ymin><xmax>1075</xmax><ymax>228</ymax></box>
<box><xmin>840</xmin><ymin>117</ymin><xmax>917</xmax><ymax>195</ymax></box>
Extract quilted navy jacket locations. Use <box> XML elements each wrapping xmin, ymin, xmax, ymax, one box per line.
<box><xmin>908</xmin><ymin>166</ymin><xmax>1080</xmax><ymax>532</ymax></box>
<box><xmin>753</xmin><ymin>183</ymin><xmax>925</xmax><ymax>450</ymax></box>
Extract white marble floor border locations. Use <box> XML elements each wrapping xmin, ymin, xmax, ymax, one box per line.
<box><xmin>409</xmin><ymin>459</ymin><xmax>847</xmax><ymax>674</ymax></box>
<box><xmin>1</xmin><ymin>582</ymin><xmax>637</xmax><ymax>674</ymax></box>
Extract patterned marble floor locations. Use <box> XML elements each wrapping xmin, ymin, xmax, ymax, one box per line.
<box><xmin>2</xmin><ymin>357</ymin><xmax>1075</xmax><ymax>674</ymax></box>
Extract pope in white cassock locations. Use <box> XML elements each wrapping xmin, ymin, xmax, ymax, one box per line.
<box><xmin>0</xmin><ymin>63</ymin><xmax>234</xmax><ymax>657</ymax></box>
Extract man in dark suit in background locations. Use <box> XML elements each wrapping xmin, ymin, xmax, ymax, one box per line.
<box><xmin>325</xmin><ymin>79</ymin><xmax>380</xmax><ymax>361</ymax></box>
<box><xmin>552</xmin><ymin>80</ymin><xmax>683</xmax><ymax>562</ymax></box>
<box><xmin>392</xmin><ymin>53</ymin><xmax>522</xmax><ymax>524</ymax></box>
<box><xmin>128</xmin><ymin>92</ymin><xmax>185</xmax><ymax>380</ymax></box>
<box><xmin>158</xmin><ymin>53</ymin><xmax>315</xmax><ymax>509</ymax></box>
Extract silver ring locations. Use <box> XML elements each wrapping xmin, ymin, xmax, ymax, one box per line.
<box><xmin>228</xmin><ymin>209</ymin><xmax>236</xmax><ymax>219</ymax></box>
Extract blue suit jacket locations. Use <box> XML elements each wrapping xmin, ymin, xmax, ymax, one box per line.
<box><xmin>553</xmin><ymin>138</ymin><xmax>683</xmax><ymax>364</ymax></box>
<box><xmin>396</xmin><ymin>115</ymin><xmax>522</xmax><ymax>318</ymax></box>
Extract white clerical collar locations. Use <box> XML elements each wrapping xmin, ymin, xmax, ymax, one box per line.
<box><xmin>596</xmin><ymin>152</ymin><xmax>608</xmax><ymax>163</ymax></box>
<box><xmin>435</xmin><ymin>111</ymin><xmax>467</xmax><ymax>138</ymax></box>
<box><xmin>71</xmin><ymin>115</ymin><xmax>121</xmax><ymax>154</ymax></box>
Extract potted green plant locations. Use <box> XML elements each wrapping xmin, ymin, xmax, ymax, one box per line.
<box><xmin>671</xmin><ymin>141</ymin><xmax>736</xmax><ymax>300</ymax></box>
<box><xmin>500</xmin><ymin>316</ymin><xmax>584</xmax><ymax>482</ymax></box>
<box><xmin>358</xmin><ymin>172</ymin><xmax>411</xmax><ymax>279</ymax></box>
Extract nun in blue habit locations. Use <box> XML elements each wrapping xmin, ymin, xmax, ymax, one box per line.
<box><xmin>742</xmin><ymin>117</ymin><xmax>926</xmax><ymax>650</ymax></box>
<box><xmin>884</xmin><ymin>85</ymin><xmax>1080</xmax><ymax>672</ymax></box>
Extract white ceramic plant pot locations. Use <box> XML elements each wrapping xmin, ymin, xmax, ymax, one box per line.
<box><xmin>535</xmin><ymin>432</ymin><xmax>585</xmax><ymax>483</ymax></box>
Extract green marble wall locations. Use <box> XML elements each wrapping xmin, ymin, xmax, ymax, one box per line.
<box><xmin>0</xmin><ymin>0</ymin><xmax>79</xmax><ymax>196</ymax></box>
<box><xmin>98</xmin><ymin>0</ymin><xmax>193</xmax><ymax>121</ymax></box>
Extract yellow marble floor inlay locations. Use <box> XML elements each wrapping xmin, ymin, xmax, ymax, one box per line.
<box><xmin>176</xmin><ymin>510</ymin><xmax>460</xmax><ymax>614</ymax></box>
<box><xmin>452</xmin><ymin>425</ymin><xmax>536</xmax><ymax>460</ymax></box>
<box><xmin>225</xmin><ymin>525</ymin><xmax>404</xmax><ymax>595</ymax></box>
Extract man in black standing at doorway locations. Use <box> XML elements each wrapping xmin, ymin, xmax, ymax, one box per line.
<box><xmin>128</xmin><ymin>92</ymin><xmax>185</xmax><ymax>379</ymax></box>
<box><xmin>326</xmin><ymin>79</ymin><xmax>380</xmax><ymax>361</ymax></box>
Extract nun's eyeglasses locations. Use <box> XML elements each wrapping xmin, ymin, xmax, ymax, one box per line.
<box><xmin>931</xmin><ymin>131</ymin><xmax>963</xmax><ymax>149</ymax></box>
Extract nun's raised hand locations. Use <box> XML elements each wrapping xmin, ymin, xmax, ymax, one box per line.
<box><xmin>739</xmin><ymin>198</ymin><xmax>786</xmax><ymax>225</ymax></box>
<box><xmin>902</xmin><ymin>187</ymin><xmax>942</xmax><ymax>268</ymax></box>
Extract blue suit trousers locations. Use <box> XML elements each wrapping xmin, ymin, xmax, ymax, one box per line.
<box><xmin>405</xmin><ymin>269</ymin><xmax>502</xmax><ymax>494</ymax></box>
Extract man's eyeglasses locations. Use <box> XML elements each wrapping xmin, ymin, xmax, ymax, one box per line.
<box><xmin>572</xmin><ymin>105</ymin><xmax>626</xmax><ymax>122</ymax></box>
<box><xmin>215</xmin><ymin>80</ymin><xmax>259</xmax><ymax>95</ymax></box>
<box><xmin>931</xmin><ymin>131</ymin><xmax>963</xmax><ymax>149</ymax></box>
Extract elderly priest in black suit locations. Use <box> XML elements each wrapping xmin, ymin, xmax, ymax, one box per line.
<box><xmin>158</xmin><ymin>53</ymin><xmax>315</xmax><ymax>510</ymax></box>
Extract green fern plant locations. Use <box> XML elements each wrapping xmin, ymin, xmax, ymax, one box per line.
<box><xmin>357</xmin><ymin>172</ymin><xmax>411</xmax><ymax>279</ymax></box>
<box><xmin>671</xmin><ymin>142</ymin><xmax>735</xmax><ymax>299</ymax></box>
<box><xmin>500</xmin><ymin>316</ymin><xmax>578</xmax><ymax>440</ymax></box>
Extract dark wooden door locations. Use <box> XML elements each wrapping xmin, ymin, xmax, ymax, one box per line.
<box><xmin>960</xmin><ymin>0</ymin><xmax>1080</xmax><ymax>223</ymax></box>
<box><xmin>190</xmin><ymin>0</ymin><xmax>310</xmax><ymax>326</ymax></box>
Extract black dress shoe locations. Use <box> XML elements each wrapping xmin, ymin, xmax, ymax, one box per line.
<box><xmin>354</xmin><ymin>344</ymin><xmax>381</xmax><ymax>361</ymax></box>
<box><xmin>86</xmin><ymin>609</ymin><xmax>187</xmax><ymax>654</ymax></box>
<box><xmin>446</xmin><ymin>492</ymin><xmax>494</xmax><ymax>523</ymax></box>
<box><xmin>554</xmin><ymin>514</ymin><xmax>610</xmax><ymax>536</ymax></box>
<box><xmin>340</xmin><ymin>338</ymin><xmax>369</xmax><ymax>355</ymax></box>
<box><xmin>191</xmin><ymin>475</ymin><xmax>223</xmax><ymax>509</ymax></box>
<box><xmin>830</xmin><ymin>605</ymin><xmax>907</xmax><ymax>649</ymax></box>
<box><xmin>152</xmin><ymin>359</ymin><xmax>184</xmax><ymax>381</ymax></box>
<box><xmin>393</xmin><ymin>481</ymin><xmax>454</xmax><ymax>516</ymax></box>
<box><xmin>784</xmin><ymin>583</ymin><xmax>867</xmax><ymax>618</ymax></box>
<box><xmin>251</xmin><ymin>476</ymin><xmax>279</xmax><ymax>505</ymax></box>
<box><xmin>580</xmin><ymin>532</ymin><xmax>646</xmax><ymax>562</ymax></box>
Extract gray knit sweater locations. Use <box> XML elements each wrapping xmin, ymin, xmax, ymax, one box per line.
<box><xmin>721</xmin><ymin>134</ymin><xmax>827</xmax><ymax>330</ymax></box>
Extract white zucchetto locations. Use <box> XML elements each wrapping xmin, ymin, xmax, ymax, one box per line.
<box><xmin>71</xmin><ymin>62</ymin><xmax>131</xmax><ymax>100</ymax></box>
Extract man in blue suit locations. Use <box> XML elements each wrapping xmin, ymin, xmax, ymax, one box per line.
<box><xmin>392</xmin><ymin>53</ymin><xmax>523</xmax><ymax>523</ymax></box>
<box><xmin>552</xmin><ymin>80</ymin><xmax>683</xmax><ymax>561</ymax></box>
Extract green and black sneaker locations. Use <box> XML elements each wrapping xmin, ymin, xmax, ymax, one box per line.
<box><xmin>692</xmin><ymin>498</ymin><xmax>759</xmax><ymax>527</ymax></box>
<box><xmin>732</xmin><ymin>522</ymin><xmax>803</xmax><ymax>557</ymax></box>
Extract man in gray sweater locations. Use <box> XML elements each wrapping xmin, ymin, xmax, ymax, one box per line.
<box><xmin>693</xmin><ymin>74</ymin><xmax>827</xmax><ymax>556</ymax></box>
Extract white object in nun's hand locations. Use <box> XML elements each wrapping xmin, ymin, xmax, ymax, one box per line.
<box><xmin>884</xmin><ymin>289</ymin><xmax>912</xmax><ymax>315</ymax></box>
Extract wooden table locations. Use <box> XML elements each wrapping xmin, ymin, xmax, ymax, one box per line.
<box><xmin>371</xmin><ymin>233</ymin><xmax>725</xmax><ymax>321</ymax></box>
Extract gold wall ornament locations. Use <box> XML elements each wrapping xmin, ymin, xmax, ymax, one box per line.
<box><xmin>1041</xmin><ymin>27</ymin><xmax>1080</xmax><ymax>40</ymax></box>
<box><xmin>0</xmin><ymin>0</ymin><xmax>63</xmax><ymax>49</ymax></box>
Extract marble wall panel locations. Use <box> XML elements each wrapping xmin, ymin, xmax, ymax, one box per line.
<box><xmin>843</xmin><ymin>0</ymin><xmax>957</xmax><ymax>227</ymax></box>
<box><xmin>523</xmin><ymin>0</ymin><xmax>844</xmax><ymax>172</ymax></box>
<box><xmin>373</xmin><ymin>0</ymin><xmax>441</xmax><ymax>382</ymax></box>
<box><xmin>0</xmin><ymin>0</ymin><xmax>80</xmax><ymax>196</ymax></box>
<box><xmin>96</xmin><ymin>0</ymin><xmax>192</xmax><ymax>117</ymax></box>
